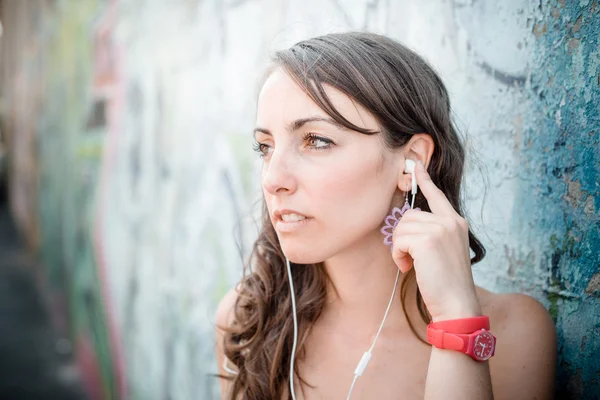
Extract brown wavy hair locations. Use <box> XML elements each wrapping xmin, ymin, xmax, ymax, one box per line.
<box><xmin>219</xmin><ymin>31</ymin><xmax>486</xmax><ymax>399</ymax></box>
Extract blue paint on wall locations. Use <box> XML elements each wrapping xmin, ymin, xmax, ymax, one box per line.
<box><xmin>515</xmin><ymin>1</ymin><xmax>600</xmax><ymax>397</ymax></box>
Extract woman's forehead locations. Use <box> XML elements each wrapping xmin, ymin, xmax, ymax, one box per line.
<box><xmin>256</xmin><ymin>69</ymin><xmax>379</xmax><ymax>133</ymax></box>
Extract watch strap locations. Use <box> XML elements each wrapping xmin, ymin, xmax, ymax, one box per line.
<box><xmin>426</xmin><ymin>328</ymin><xmax>469</xmax><ymax>351</ymax></box>
<box><xmin>429</xmin><ymin>315</ymin><xmax>490</xmax><ymax>333</ymax></box>
<box><xmin>427</xmin><ymin>316</ymin><xmax>490</xmax><ymax>351</ymax></box>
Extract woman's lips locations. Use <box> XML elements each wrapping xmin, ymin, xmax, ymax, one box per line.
<box><xmin>273</xmin><ymin>209</ymin><xmax>312</xmax><ymax>233</ymax></box>
<box><xmin>274</xmin><ymin>216</ymin><xmax>312</xmax><ymax>233</ymax></box>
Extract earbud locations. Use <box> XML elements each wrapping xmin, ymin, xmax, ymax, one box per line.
<box><xmin>404</xmin><ymin>159</ymin><xmax>417</xmax><ymax>195</ymax></box>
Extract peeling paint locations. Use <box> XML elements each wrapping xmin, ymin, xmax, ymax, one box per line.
<box><xmin>515</xmin><ymin>0</ymin><xmax>600</xmax><ymax>397</ymax></box>
<box><xmin>585</xmin><ymin>272</ymin><xmax>600</xmax><ymax>295</ymax></box>
<box><xmin>533</xmin><ymin>21</ymin><xmax>549</xmax><ymax>38</ymax></box>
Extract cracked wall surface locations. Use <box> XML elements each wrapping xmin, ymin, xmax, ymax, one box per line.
<box><xmin>513</xmin><ymin>1</ymin><xmax>600</xmax><ymax>397</ymax></box>
<box><xmin>0</xmin><ymin>0</ymin><xmax>598</xmax><ymax>399</ymax></box>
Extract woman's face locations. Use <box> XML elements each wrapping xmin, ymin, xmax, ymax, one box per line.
<box><xmin>254</xmin><ymin>68</ymin><xmax>401</xmax><ymax>264</ymax></box>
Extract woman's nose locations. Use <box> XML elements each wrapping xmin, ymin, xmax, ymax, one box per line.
<box><xmin>262</xmin><ymin>149</ymin><xmax>297</xmax><ymax>196</ymax></box>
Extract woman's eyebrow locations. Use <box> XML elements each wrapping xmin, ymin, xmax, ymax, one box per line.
<box><xmin>253</xmin><ymin>116</ymin><xmax>347</xmax><ymax>137</ymax></box>
<box><xmin>253</xmin><ymin>127</ymin><xmax>271</xmax><ymax>137</ymax></box>
<box><xmin>287</xmin><ymin>116</ymin><xmax>347</xmax><ymax>131</ymax></box>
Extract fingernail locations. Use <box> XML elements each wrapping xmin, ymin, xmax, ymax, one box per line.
<box><xmin>417</xmin><ymin>160</ymin><xmax>424</xmax><ymax>169</ymax></box>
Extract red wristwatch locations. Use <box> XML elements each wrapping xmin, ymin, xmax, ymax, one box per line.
<box><xmin>426</xmin><ymin>315</ymin><xmax>496</xmax><ymax>361</ymax></box>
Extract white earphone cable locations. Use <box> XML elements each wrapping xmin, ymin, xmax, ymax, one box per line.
<box><xmin>369</xmin><ymin>268</ymin><xmax>401</xmax><ymax>354</ymax></box>
<box><xmin>287</xmin><ymin>172</ymin><xmax>415</xmax><ymax>399</ymax></box>
<box><xmin>286</xmin><ymin>259</ymin><xmax>401</xmax><ymax>400</ymax></box>
<box><xmin>287</xmin><ymin>258</ymin><xmax>299</xmax><ymax>400</ymax></box>
<box><xmin>345</xmin><ymin>268</ymin><xmax>400</xmax><ymax>400</ymax></box>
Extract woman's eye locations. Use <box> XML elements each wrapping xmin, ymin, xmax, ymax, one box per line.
<box><xmin>252</xmin><ymin>142</ymin><xmax>271</xmax><ymax>158</ymax></box>
<box><xmin>304</xmin><ymin>134</ymin><xmax>333</xmax><ymax>150</ymax></box>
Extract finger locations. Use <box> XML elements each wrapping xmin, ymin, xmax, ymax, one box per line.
<box><xmin>414</xmin><ymin>160</ymin><xmax>456</xmax><ymax>217</ymax></box>
<box><xmin>394</xmin><ymin>251</ymin><xmax>413</xmax><ymax>274</ymax></box>
<box><xmin>391</xmin><ymin>233</ymin><xmax>427</xmax><ymax>273</ymax></box>
<box><xmin>400</xmin><ymin>209</ymin><xmax>459</xmax><ymax>231</ymax></box>
<box><xmin>393</xmin><ymin>220</ymin><xmax>441</xmax><ymax>236</ymax></box>
<box><xmin>400</xmin><ymin>208</ymin><xmax>439</xmax><ymax>223</ymax></box>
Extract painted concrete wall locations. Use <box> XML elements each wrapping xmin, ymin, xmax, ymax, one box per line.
<box><xmin>0</xmin><ymin>0</ymin><xmax>598</xmax><ymax>399</ymax></box>
<box><xmin>515</xmin><ymin>2</ymin><xmax>599</xmax><ymax>397</ymax></box>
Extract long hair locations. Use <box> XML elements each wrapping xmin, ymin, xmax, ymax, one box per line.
<box><xmin>220</xmin><ymin>31</ymin><xmax>486</xmax><ymax>399</ymax></box>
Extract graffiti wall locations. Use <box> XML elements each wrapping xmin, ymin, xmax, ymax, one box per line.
<box><xmin>0</xmin><ymin>0</ymin><xmax>598</xmax><ymax>399</ymax></box>
<box><xmin>0</xmin><ymin>0</ymin><xmax>122</xmax><ymax>398</ymax></box>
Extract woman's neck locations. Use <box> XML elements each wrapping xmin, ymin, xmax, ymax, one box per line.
<box><xmin>319</xmin><ymin>233</ymin><xmax>420</xmax><ymax>339</ymax></box>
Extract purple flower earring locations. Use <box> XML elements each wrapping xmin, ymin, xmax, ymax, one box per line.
<box><xmin>381</xmin><ymin>185</ymin><xmax>420</xmax><ymax>247</ymax></box>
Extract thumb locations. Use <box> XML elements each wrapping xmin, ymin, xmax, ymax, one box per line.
<box><xmin>392</xmin><ymin>247</ymin><xmax>414</xmax><ymax>273</ymax></box>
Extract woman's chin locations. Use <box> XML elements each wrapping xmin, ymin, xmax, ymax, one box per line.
<box><xmin>279</xmin><ymin>242</ymin><xmax>326</xmax><ymax>265</ymax></box>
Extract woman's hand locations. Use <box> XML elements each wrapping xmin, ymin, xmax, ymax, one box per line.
<box><xmin>391</xmin><ymin>160</ymin><xmax>482</xmax><ymax>322</ymax></box>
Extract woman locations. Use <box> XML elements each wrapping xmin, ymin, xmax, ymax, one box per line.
<box><xmin>215</xmin><ymin>32</ymin><xmax>556</xmax><ymax>399</ymax></box>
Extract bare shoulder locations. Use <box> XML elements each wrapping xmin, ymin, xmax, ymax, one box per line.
<box><xmin>476</xmin><ymin>287</ymin><xmax>556</xmax><ymax>338</ymax></box>
<box><xmin>215</xmin><ymin>286</ymin><xmax>241</xmax><ymax>399</ymax></box>
<box><xmin>477</xmin><ymin>287</ymin><xmax>558</xmax><ymax>400</ymax></box>
<box><xmin>216</xmin><ymin>286</ymin><xmax>240</xmax><ymax>329</ymax></box>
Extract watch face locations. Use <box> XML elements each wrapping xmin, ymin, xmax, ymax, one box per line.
<box><xmin>473</xmin><ymin>331</ymin><xmax>495</xmax><ymax>361</ymax></box>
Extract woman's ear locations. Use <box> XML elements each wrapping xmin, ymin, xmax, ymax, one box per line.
<box><xmin>396</xmin><ymin>134</ymin><xmax>434</xmax><ymax>190</ymax></box>
<box><xmin>404</xmin><ymin>133</ymin><xmax>434</xmax><ymax>169</ymax></box>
